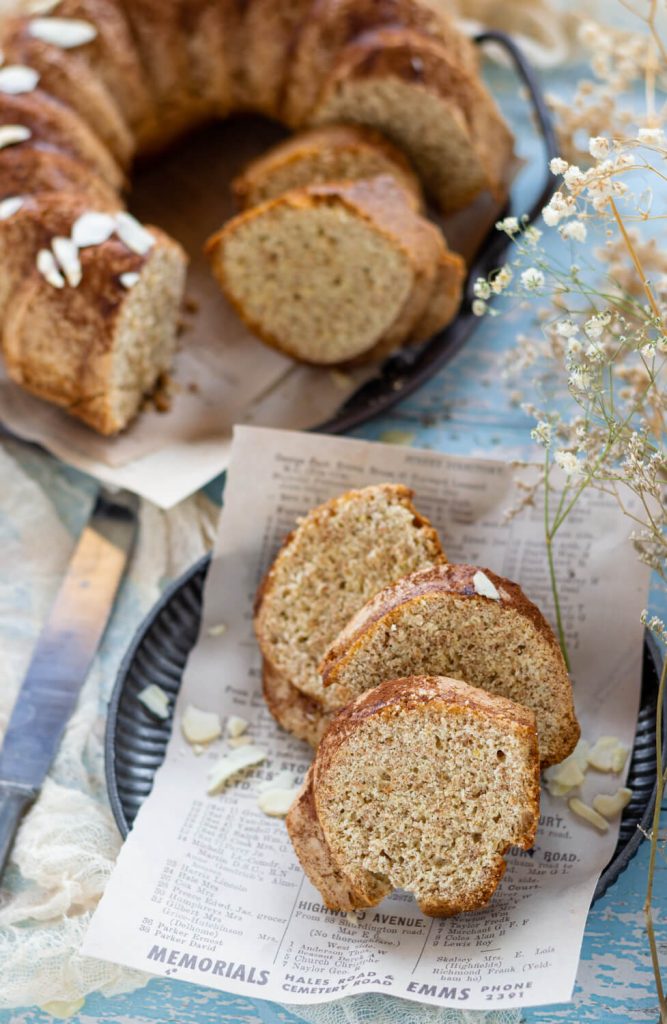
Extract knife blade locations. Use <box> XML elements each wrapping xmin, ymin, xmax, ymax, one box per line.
<box><xmin>0</xmin><ymin>486</ymin><xmax>139</xmax><ymax>879</ymax></box>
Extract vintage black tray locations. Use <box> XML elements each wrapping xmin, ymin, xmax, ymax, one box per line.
<box><xmin>106</xmin><ymin>553</ymin><xmax>666</xmax><ymax>904</ymax></box>
<box><xmin>315</xmin><ymin>29</ymin><xmax>559</xmax><ymax>435</ymax></box>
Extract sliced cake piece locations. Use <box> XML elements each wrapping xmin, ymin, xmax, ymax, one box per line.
<box><xmin>0</xmin><ymin>147</ymin><xmax>120</xmax><ymax>207</ymax></box>
<box><xmin>0</xmin><ymin>15</ymin><xmax>134</xmax><ymax>165</ymax></box>
<box><xmin>320</xmin><ymin>564</ymin><xmax>580</xmax><ymax>767</ymax></box>
<box><xmin>0</xmin><ymin>90</ymin><xmax>123</xmax><ymax>189</ymax></box>
<box><xmin>233</xmin><ymin>124</ymin><xmax>423</xmax><ymax>210</ymax></box>
<box><xmin>410</xmin><ymin>245</ymin><xmax>467</xmax><ymax>345</ymax></box>
<box><xmin>286</xmin><ymin>676</ymin><xmax>540</xmax><ymax>914</ymax></box>
<box><xmin>206</xmin><ymin>175</ymin><xmax>451</xmax><ymax>365</ymax></box>
<box><xmin>3</xmin><ymin>221</ymin><xmax>187</xmax><ymax>435</ymax></box>
<box><xmin>262</xmin><ymin>658</ymin><xmax>333</xmax><ymax>749</ymax></box>
<box><xmin>282</xmin><ymin>0</ymin><xmax>479</xmax><ymax>127</ymax></box>
<box><xmin>254</xmin><ymin>483</ymin><xmax>445</xmax><ymax>724</ymax></box>
<box><xmin>308</xmin><ymin>26</ymin><xmax>513</xmax><ymax>212</ymax></box>
<box><xmin>44</xmin><ymin>0</ymin><xmax>159</xmax><ymax>146</ymax></box>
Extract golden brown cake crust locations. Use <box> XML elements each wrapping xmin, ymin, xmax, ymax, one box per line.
<box><xmin>262</xmin><ymin>659</ymin><xmax>333</xmax><ymax>748</ymax></box>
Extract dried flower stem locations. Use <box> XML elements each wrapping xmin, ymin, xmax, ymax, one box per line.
<box><xmin>608</xmin><ymin>196</ymin><xmax>663</xmax><ymax>324</ymax></box>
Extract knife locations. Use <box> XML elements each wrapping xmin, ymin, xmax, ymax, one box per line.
<box><xmin>0</xmin><ymin>486</ymin><xmax>139</xmax><ymax>880</ymax></box>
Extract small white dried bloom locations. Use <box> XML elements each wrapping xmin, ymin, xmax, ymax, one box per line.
<box><xmin>490</xmin><ymin>264</ymin><xmax>513</xmax><ymax>294</ymax></box>
<box><xmin>472</xmin><ymin>299</ymin><xmax>487</xmax><ymax>317</ymax></box>
<box><xmin>584</xmin><ymin>316</ymin><xmax>604</xmax><ymax>340</ymax></box>
<box><xmin>542</xmin><ymin>191</ymin><xmax>576</xmax><ymax>226</ymax></box>
<box><xmin>568</xmin><ymin>337</ymin><xmax>583</xmax><ymax>357</ymax></box>
<box><xmin>554</xmin><ymin>450</ymin><xmax>582</xmax><ymax>476</ymax></box>
<box><xmin>473</xmin><ymin>278</ymin><xmax>491</xmax><ymax>300</ymax></box>
<box><xmin>523</xmin><ymin>226</ymin><xmax>542</xmax><ymax>246</ymax></box>
<box><xmin>549</xmin><ymin>157</ymin><xmax>568</xmax><ymax>175</ymax></box>
<box><xmin>560</xmin><ymin>220</ymin><xmax>587</xmax><ymax>243</ymax></box>
<box><xmin>589</xmin><ymin>136</ymin><xmax>610</xmax><ymax>159</ymax></box>
<box><xmin>637</xmin><ymin>127</ymin><xmax>666</xmax><ymax>147</ymax></box>
<box><xmin>521</xmin><ymin>268</ymin><xmax>545</xmax><ymax>291</ymax></box>
<box><xmin>569</xmin><ymin>366</ymin><xmax>593</xmax><ymax>394</ymax></box>
<box><xmin>555</xmin><ymin>319</ymin><xmax>579</xmax><ymax>338</ymax></box>
<box><xmin>496</xmin><ymin>216</ymin><xmax>520</xmax><ymax>235</ymax></box>
<box><xmin>563</xmin><ymin>165</ymin><xmax>586</xmax><ymax>192</ymax></box>
<box><xmin>531</xmin><ymin>420</ymin><xmax>552</xmax><ymax>448</ymax></box>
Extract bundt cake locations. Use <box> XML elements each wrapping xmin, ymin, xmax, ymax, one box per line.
<box><xmin>0</xmin><ymin>0</ymin><xmax>515</xmax><ymax>433</ymax></box>
<box><xmin>206</xmin><ymin>175</ymin><xmax>464</xmax><ymax>365</ymax></box>
<box><xmin>286</xmin><ymin>676</ymin><xmax>540</xmax><ymax>915</ymax></box>
<box><xmin>319</xmin><ymin>563</ymin><xmax>580</xmax><ymax>767</ymax></box>
<box><xmin>253</xmin><ymin>483</ymin><xmax>445</xmax><ymax>737</ymax></box>
<box><xmin>232</xmin><ymin>123</ymin><xmax>424</xmax><ymax>210</ymax></box>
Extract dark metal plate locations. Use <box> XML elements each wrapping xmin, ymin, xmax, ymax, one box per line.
<box><xmin>106</xmin><ymin>553</ymin><xmax>665</xmax><ymax>904</ymax></box>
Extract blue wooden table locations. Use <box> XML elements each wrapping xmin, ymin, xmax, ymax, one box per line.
<box><xmin>1</xmin><ymin>48</ymin><xmax>665</xmax><ymax>1024</ymax></box>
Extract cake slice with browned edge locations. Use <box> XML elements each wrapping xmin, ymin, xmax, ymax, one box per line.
<box><xmin>254</xmin><ymin>483</ymin><xmax>445</xmax><ymax>738</ymax></box>
<box><xmin>309</xmin><ymin>26</ymin><xmax>513</xmax><ymax>212</ymax></box>
<box><xmin>320</xmin><ymin>564</ymin><xmax>580</xmax><ymax>767</ymax></box>
<box><xmin>232</xmin><ymin>124</ymin><xmax>423</xmax><ymax>210</ymax></box>
<box><xmin>3</xmin><ymin>212</ymin><xmax>186</xmax><ymax>435</ymax></box>
<box><xmin>262</xmin><ymin>659</ymin><xmax>334</xmax><ymax>749</ymax></box>
<box><xmin>286</xmin><ymin>676</ymin><xmax>540</xmax><ymax>915</ymax></box>
<box><xmin>281</xmin><ymin>0</ymin><xmax>479</xmax><ymax>128</ymax></box>
<box><xmin>206</xmin><ymin>175</ymin><xmax>459</xmax><ymax>365</ymax></box>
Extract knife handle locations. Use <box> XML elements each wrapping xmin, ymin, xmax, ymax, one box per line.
<box><xmin>0</xmin><ymin>784</ymin><xmax>35</xmax><ymax>881</ymax></box>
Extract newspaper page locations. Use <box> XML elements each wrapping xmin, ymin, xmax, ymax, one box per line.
<box><xmin>83</xmin><ymin>426</ymin><xmax>651</xmax><ymax>1011</ymax></box>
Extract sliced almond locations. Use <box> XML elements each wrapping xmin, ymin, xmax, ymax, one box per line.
<box><xmin>592</xmin><ymin>788</ymin><xmax>632</xmax><ymax>820</ymax></box>
<box><xmin>0</xmin><ymin>125</ymin><xmax>31</xmax><ymax>150</ymax></box>
<box><xmin>28</xmin><ymin>17</ymin><xmax>98</xmax><ymax>48</ymax></box>
<box><xmin>36</xmin><ymin>248</ymin><xmax>65</xmax><ymax>288</ymax></box>
<box><xmin>115</xmin><ymin>211</ymin><xmax>155</xmax><ymax>255</ymax></box>
<box><xmin>587</xmin><ymin>736</ymin><xmax>629</xmax><ymax>773</ymax></box>
<box><xmin>257</xmin><ymin>787</ymin><xmax>300</xmax><ymax>818</ymax></box>
<box><xmin>226</xmin><ymin>714</ymin><xmax>248</xmax><ymax>738</ymax></box>
<box><xmin>181</xmin><ymin>704</ymin><xmax>222</xmax><ymax>745</ymax></box>
<box><xmin>0</xmin><ymin>196</ymin><xmax>24</xmax><ymax>220</ymax></box>
<box><xmin>52</xmin><ymin>235</ymin><xmax>81</xmax><ymax>287</ymax></box>
<box><xmin>569</xmin><ymin>797</ymin><xmax>609</xmax><ymax>832</ymax></box>
<box><xmin>119</xmin><ymin>271</ymin><xmax>139</xmax><ymax>289</ymax></box>
<box><xmin>207</xmin><ymin>623</ymin><xmax>227</xmax><ymax>637</ymax></box>
<box><xmin>71</xmin><ymin>211</ymin><xmax>115</xmax><ymax>248</ymax></box>
<box><xmin>207</xmin><ymin>747</ymin><xmax>267</xmax><ymax>795</ymax></box>
<box><xmin>0</xmin><ymin>65</ymin><xmax>40</xmax><ymax>95</ymax></box>
<box><xmin>137</xmin><ymin>683</ymin><xmax>170</xmax><ymax>719</ymax></box>
<box><xmin>472</xmin><ymin>570</ymin><xmax>500</xmax><ymax>601</ymax></box>
<box><xmin>544</xmin><ymin>757</ymin><xmax>585</xmax><ymax>797</ymax></box>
